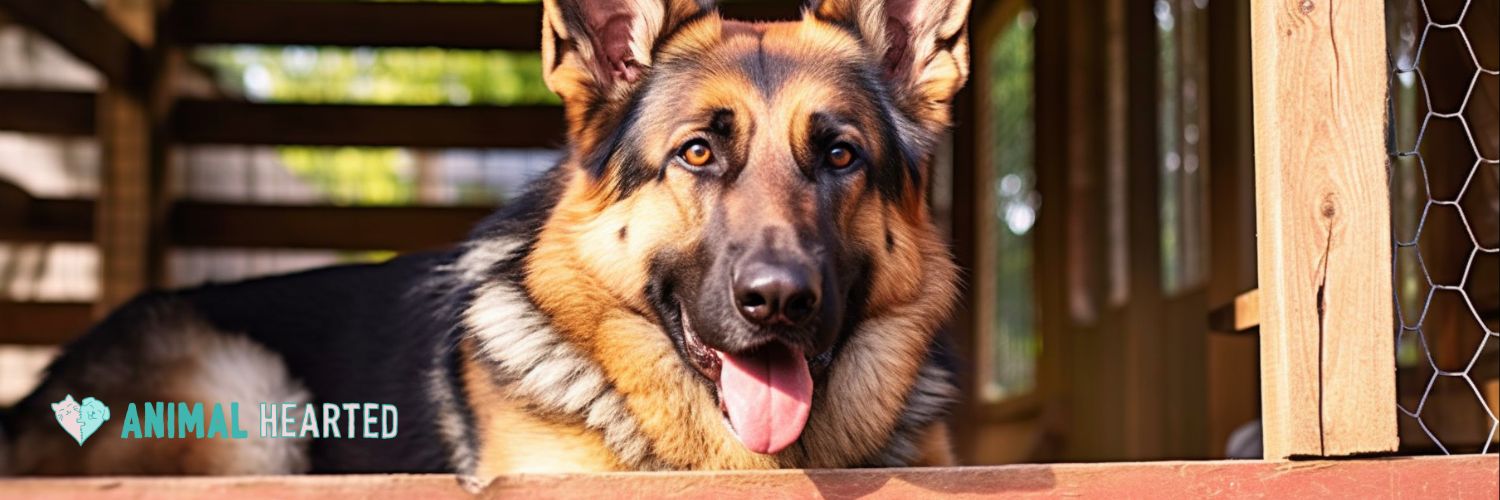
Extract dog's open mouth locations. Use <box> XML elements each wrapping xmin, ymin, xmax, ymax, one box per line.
<box><xmin>679</xmin><ymin>309</ymin><xmax>812</xmax><ymax>455</ymax></box>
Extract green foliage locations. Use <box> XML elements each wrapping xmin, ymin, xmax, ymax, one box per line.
<box><xmin>194</xmin><ymin>46</ymin><xmax>556</xmax><ymax>106</ymax></box>
<box><xmin>985</xmin><ymin>11</ymin><xmax>1038</xmax><ymax>401</ymax></box>
<box><xmin>274</xmin><ymin>147</ymin><xmax>414</xmax><ymax>206</ymax></box>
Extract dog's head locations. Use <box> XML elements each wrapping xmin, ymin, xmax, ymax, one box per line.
<box><xmin>535</xmin><ymin>0</ymin><xmax>966</xmax><ymax>460</ymax></box>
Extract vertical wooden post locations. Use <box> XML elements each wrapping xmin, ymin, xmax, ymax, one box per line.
<box><xmin>94</xmin><ymin>89</ymin><xmax>154</xmax><ymax>313</ymax></box>
<box><xmin>1250</xmin><ymin>0</ymin><xmax>1396</xmax><ymax>458</ymax></box>
<box><xmin>1205</xmin><ymin>0</ymin><xmax>1261</xmax><ymax>458</ymax></box>
<box><xmin>94</xmin><ymin>0</ymin><xmax>166</xmax><ymax>314</ymax></box>
<box><xmin>1122</xmin><ymin>0</ymin><xmax>1166</xmax><ymax>460</ymax></box>
<box><xmin>1032</xmin><ymin>0</ymin><xmax>1079</xmax><ymax>459</ymax></box>
<box><xmin>948</xmin><ymin>84</ymin><xmax>980</xmax><ymax>463</ymax></box>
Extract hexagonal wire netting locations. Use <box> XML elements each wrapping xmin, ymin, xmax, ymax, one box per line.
<box><xmin>1387</xmin><ymin>0</ymin><xmax>1499</xmax><ymax>454</ymax></box>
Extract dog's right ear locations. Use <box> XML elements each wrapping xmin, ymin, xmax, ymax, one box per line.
<box><xmin>541</xmin><ymin>0</ymin><xmax>712</xmax><ymax>107</ymax></box>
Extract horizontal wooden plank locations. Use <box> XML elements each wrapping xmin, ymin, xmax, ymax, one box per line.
<box><xmin>0</xmin><ymin>92</ymin><xmax>566</xmax><ymax>148</ymax></box>
<box><xmin>1</xmin><ymin>181</ymin><xmax>493</xmax><ymax>250</ymax></box>
<box><xmin>171</xmin><ymin>100</ymin><xmax>565</xmax><ymax>148</ymax></box>
<box><xmin>0</xmin><ymin>89</ymin><xmax>96</xmax><ymax>136</ymax></box>
<box><xmin>0</xmin><ymin>0</ymin><xmax>143</xmax><ymax>84</ymax></box>
<box><xmin>0</xmin><ymin>181</ymin><xmax>93</xmax><ymax>242</ymax></box>
<box><xmin>170</xmin><ymin>1</ymin><xmax>539</xmax><ymax>51</ymax></box>
<box><xmin>1208</xmin><ymin>288</ymin><xmax>1260</xmax><ymax>334</ymax></box>
<box><xmin>0</xmin><ymin>456</ymin><xmax>1494</xmax><ymax>499</ymax></box>
<box><xmin>169</xmin><ymin>202</ymin><xmax>493</xmax><ymax>251</ymax></box>
<box><xmin>0</xmin><ymin>301</ymin><xmax>92</xmax><ymax>345</ymax></box>
<box><xmin>170</xmin><ymin>1</ymin><xmax>802</xmax><ymax>50</ymax></box>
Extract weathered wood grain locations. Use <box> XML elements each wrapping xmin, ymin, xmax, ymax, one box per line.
<box><xmin>1250</xmin><ymin>0</ymin><xmax>1396</xmax><ymax>458</ymax></box>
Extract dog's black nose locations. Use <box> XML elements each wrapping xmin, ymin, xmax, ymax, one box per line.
<box><xmin>733</xmin><ymin>261</ymin><xmax>820</xmax><ymax>327</ymax></box>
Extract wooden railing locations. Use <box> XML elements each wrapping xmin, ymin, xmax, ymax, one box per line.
<box><xmin>0</xmin><ymin>456</ymin><xmax>1495</xmax><ymax>498</ymax></box>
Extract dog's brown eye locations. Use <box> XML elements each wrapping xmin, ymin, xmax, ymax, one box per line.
<box><xmin>826</xmin><ymin>144</ymin><xmax>855</xmax><ymax>169</ymax></box>
<box><xmin>680</xmin><ymin>140</ymin><xmax>714</xmax><ymax>167</ymax></box>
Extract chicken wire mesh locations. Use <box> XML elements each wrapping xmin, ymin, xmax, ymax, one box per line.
<box><xmin>1387</xmin><ymin>0</ymin><xmax>1500</xmax><ymax>455</ymax></box>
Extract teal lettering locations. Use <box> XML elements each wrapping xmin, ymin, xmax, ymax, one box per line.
<box><xmin>230</xmin><ymin>402</ymin><xmax>249</xmax><ymax>439</ymax></box>
<box><xmin>178</xmin><ymin>403</ymin><xmax>204</xmax><ymax>438</ymax></box>
<box><xmin>208</xmin><ymin>403</ymin><xmax>228</xmax><ymax>439</ymax></box>
<box><xmin>120</xmin><ymin>403</ymin><xmax>141</xmax><ymax>438</ymax></box>
<box><xmin>144</xmin><ymin>402</ymin><xmax>165</xmax><ymax>438</ymax></box>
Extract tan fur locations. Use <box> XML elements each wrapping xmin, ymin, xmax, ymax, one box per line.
<box><xmin>458</xmin><ymin>0</ymin><xmax>970</xmax><ymax>480</ymax></box>
<box><xmin>812</xmin><ymin>0</ymin><xmax>972</xmax><ymax>134</ymax></box>
<box><xmin>460</xmin><ymin>341</ymin><xmax>622</xmax><ymax>476</ymax></box>
<box><xmin>515</xmin><ymin>157</ymin><xmax>957</xmax><ymax>471</ymax></box>
<box><xmin>524</xmin><ymin>175</ymin><xmax>777</xmax><ymax>469</ymax></box>
<box><xmin>511</xmin><ymin>20</ymin><xmax>961</xmax><ymax>473</ymax></box>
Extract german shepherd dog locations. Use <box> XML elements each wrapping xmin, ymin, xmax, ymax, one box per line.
<box><xmin>1</xmin><ymin>0</ymin><xmax>968</xmax><ymax>486</ymax></box>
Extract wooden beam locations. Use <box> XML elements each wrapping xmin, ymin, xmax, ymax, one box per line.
<box><xmin>169</xmin><ymin>202</ymin><xmax>492</xmax><ymax>251</ymax></box>
<box><xmin>1030</xmin><ymin>0</ymin><xmax>1081</xmax><ymax>460</ymax></box>
<box><xmin>171</xmin><ymin>100</ymin><xmax>566</xmax><ymax>149</ymax></box>
<box><xmin>0</xmin><ymin>182</ymin><xmax>491</xmax><ymax>250</ymax></box>
<box><xmin>1250</xmin><ymin>0</ymin><xmax>1395</xmax><ymax>458</ymax></box>
<box><xmin>0</xmin><ymin>0</ymin><xmax>144</xmax><ymax>84</ymax></box>
<box><xmin>1205</xmin><ymin>0</ymin><xmax>1261</xmax><ymax>458</ymax></box>
<box><xmin>169</xmin><ymin>1</ymin><xmax>801</xmax><ymax>50</ymax></box>
<box><xmin>0</xmin><ymin>93</ymin><xmax>568</xmax><ymax>148</ymax></box>
<box><xmin>94</xmin><ymin>87</ymin><xmax>156</xmax><ymax>314</ymax></box>
<box><xmin>0</xmin><ymin>301</ymin><xmax>92</xmax><ymax>345</ymax></box>
<box><xmin>87</xmin><ymin>0</ymin><xmax>169</xmax><ymax>315</ymax></box>
<box><xmin>1209</xmin><ymin>288</ymin><xmax>1262</xmax><ymax>334</ymax></box>
<box><xmin>0</xmin><ymin>89</ymin><xmax>96</xmax><ymax>136</ymax></box>
<box><xmin>1122</xmin><ymin>0</ymin><xmax>1167</xmax><ymax>460</ymax></box>
<box><xmin>170</xmin><ymin>1</ymin><xmax>540</xmax><ymax>51</ymax></box>
<box><xmin>0</xmin><ymin>181</ymin><xmax>93</xmax><ymax>242</ymax></box>
<box><xmin>0</xmin><ymin>456</ymin><xmax>1494</xmax><ymax>498</ymax></box>
<box><xmin>947</xmin><ymin>82</ymin><xmax>979</xmax><ymax>460</ymax></box>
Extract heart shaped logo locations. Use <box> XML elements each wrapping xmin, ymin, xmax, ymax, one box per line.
<box><xmin>51</xmin><ymin>395</ymin><xmax>110</xmax><ymax>446</ymax></box>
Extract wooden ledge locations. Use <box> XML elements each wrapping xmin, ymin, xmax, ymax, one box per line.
<box><xmin>0</xmin><ymin>455</ymin><xmax>1494</xmax><ymax>499</ymax></box>
<box><xmin>1208</xmin><ymin>288</ymin><xmax>1261</xmax><ymax>334</ymax></box>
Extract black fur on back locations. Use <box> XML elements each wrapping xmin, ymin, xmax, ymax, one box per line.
<box><xmin>2</xmin><ymin>166</ymin><xmax>572</xmax><ymax>474</ymax></box>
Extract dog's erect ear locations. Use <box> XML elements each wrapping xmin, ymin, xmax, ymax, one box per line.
<box><xmin>810</xmin><ymin>0</ymin><xmax>970</xmax><ymax>131</ymax></box>
<box><xmin>541</xmin><ymin>0</ymin><xmax>713</xmax><ymax>105</ymax></box>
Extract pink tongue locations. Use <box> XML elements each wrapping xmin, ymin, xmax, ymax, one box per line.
<box><xmin>716</xmin><ymin>344</ymin><xmax>813</xmax><ymax>454</ymax></box>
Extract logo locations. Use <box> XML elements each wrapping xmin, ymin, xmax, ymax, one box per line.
<box><xmin>51</xmin><ymin>395</ymin><xmax>111</xmax><ymax>446</ymax></box>
<box><xmin>45</xmin><ymin>396</ymin><xmax>398</xmax><ymax>444</ymax></box>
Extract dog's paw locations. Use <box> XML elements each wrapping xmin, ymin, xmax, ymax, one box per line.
<box><xmin>455</xmin><ymin>473</ymin><xmax>493</xmax><ymax>494</ymax></box>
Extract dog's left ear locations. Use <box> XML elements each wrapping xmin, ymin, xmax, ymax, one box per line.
<box><xmin>810</xmin><ymin>0</ymin><xmax>970</xmax><ymax>133</ymax></box>
<box><xmin>541</xmin><ymin>0</ymin><xmax>713</xmax><ymax>106</ymax></box>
